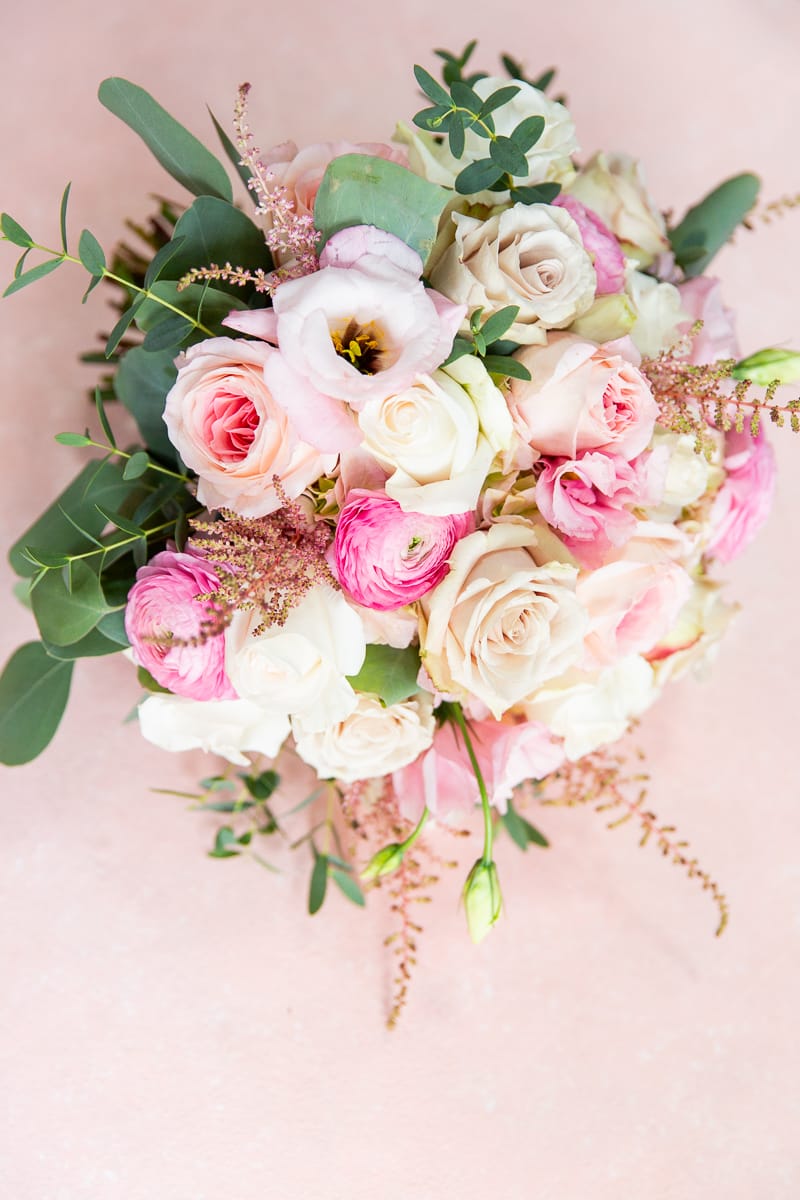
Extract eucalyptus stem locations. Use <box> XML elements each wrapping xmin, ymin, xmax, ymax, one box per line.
<box><xmin>452</xmin><ymin>703</ymin><xmax>493</xmax><ymax>866</ymax></box>
<box><xmin>82</xmin><ymin>438</ymin><xmax>192</xmax><ymax>484</ymax></box>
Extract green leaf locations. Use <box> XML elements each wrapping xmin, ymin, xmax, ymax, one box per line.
<box><xmin>96</xmin><ymin>608</ymin><xmax>130</xmax><ymax>647</ymax></box>
<box><xmin>113</xmin><ymin>346</ymin><xmax>179</xmax><ymax>464</ymax></box>
<box><xmin>532</xmin><ymin>68</ymin><xmax>556</xmax><ymax>92</ymax></box>
<box><xmin>412</xmin><ymin>104</ymin><xmax>451</xmax><ymax>132</ymax></box>
<box><xmin>443</xmin><ymin>336</ymin><xmax>475</xmax><ymax>366</ymax></box>
<box><xmin>448</xmin><ymin>120</ymin><xmax>466</xmax><ymax>159</ymax></box>
<box><xmin>55</xmin><ymin>432</ymin><xmax>93</xmax><ymax>446</ymax></box>
<box><xmin>81</xmin><ymin>274</ymin><xmax>103</xmax><ymax>304</ymax></box>
<box><xmin>669</xmin><ymin>173</ymin><xmax>760</xmax><ymax>277</ymax></box>
<box><xmin>413</xmin><ymin>64</ymin><xmax>451</xmax><ymax>107</ymax></box>
<box><xmin>43</xmin><ymin>628</ymin><xmax>123</xmax><ymax>660</ymax></box>
<box><xmin>137</xmin><ymin>666</ymin><xmax>170</xmax><ymax>693</ymax></box>
<box><xmin>123</xmin><ymin>451</ymin><xmax>150</xmax><ymax>480</ymax></box>
<box><xmin>308</xmin><ymin>852</ymin><xmax>329</xmax><ymax>914</ymax></box>
<box><xmin>209</xmin><ymin>825</ymin><xmax>239</xmax><ymax>859</ymax></box>
<box><xmin>31</xmin><ymin>560</ymin><xmax>112</xmax><ymax>646</ymax></box>
<box><xmin>0</xmin><ymin>642</ymin><xmax>74</xmax><ymax>766</ymax></box>
<box><xmin>208</xmin><ymin>107</ymin><xmax>254</xmax><ymax>197</ymax></box>
<box><xmin>241</xmin><ymin>769</ymin><xmax>280</xmax><ymax>801</ymax></box>
<box><xmin>1</xmin><ymin>212</ymin><xmax>33</xmax><ymax>247</ymax></box>
<box><xmin>478</xmin><ymin>85</ymin><xmax>520</xmax><ymax>118</ymax></box>
<box><xmin>132</xmin><ymin>280</ymin><xmax>247</xmax><ymax>335</ymax></box>
<box><xmin>78</xmin><ymin>229</ymin><xmax>106</xmax><ymax>276</ymax></box>
<box><xmin>454</xmin><ymin>157</ymin><xmax>505</xmax><ymax>195</ymax></box>
<box><xmin>142</xmin><ymin>235</ymin><xmax>187</xmax><ymax>289</ymax></box>
<box><xmin>141</xmin><ymin>313</ymin><xmax>192</xmax><ymax>353</ymax></box>
<box><xmin>59</xmin><ymin>182</ymin><xmax>72</xmax><ymax>253</ymax></box>
<box><xmin>8</xmin><ymin>460</ymin><xmax>134</xmax><ymax>578</ymax></box>
<box><xmin>164</xmin><ymin>196</ymin><xmax>271</xmax><ymax>289</ymax></box>
<box><xmin>450</xmin><ymin>80</ymin><xmax>482</xmax><ymax>111</ymax></box>
<box><xmin>510</xmin><ymin>182</ymin><xmax>562</xmax><ymax>204</ymax></box>
<box><xmin>105</xmin><ymin>296</ymin><xmax>144</xmax><ymax>358</ymax></box>
<box><xmin>510</xmin><ymin>115</ymin><xmax>545</xmax><ymax>153</ymax></box>
<box><xmin>95</xmin><ymin>506</ymin><xmax>144</xmax><ymax>538</ymax></box>
<box><xmin>483</xmin><ymin>354</ymin><xmax>531</xmax><ymax>381</ymax></box>
<box><xmin>479</xmin><ymin>305</ymin><xmax>519</xmax><ymax>344</ymax></box>
<box><xmin>98</xmin><ymin>77</ymin><xmax>232</xmax><ymax>202</ymax></box>
<box><xmin>346</xmin><ymin>644</ymin><xmax>421</xmax><ymax>706</ymax></box>
<box><xmin>331</xmin><ymin>867</ymin><xmax>366</xmax><ymax>908</ymax></box>
<box><xmin>314</xmin><ymin>154</ymin><xmax>451</xmax><ymax>264</ymax></box>
<box><xmin>3</xmin><ymin>257</ymin><xmax>62</xmax><ymax>297</ymax></box>
<box><xmin>502</xmin><ymin>799</ymin><xmax>549</xmax><ymax>850</ymax></box>
<box><xmin>95</xmin><ymin>388</ymin><xmax>117</xmax><ymax>449</ymax></box>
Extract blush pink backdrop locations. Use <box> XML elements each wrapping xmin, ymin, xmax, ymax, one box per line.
<box><xmin>1</xmin><ymin>2</ymin><xmax>799</xmax><ymax>1197</ymax></box>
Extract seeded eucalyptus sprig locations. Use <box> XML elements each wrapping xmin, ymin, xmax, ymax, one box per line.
<box><xmin>413</xmin><ymin>62</ymin><xmax>562</xmax><ymax>204</ymax></box>
<box><xmin>445</xmin><ymin>305</ymin><xmax>532</xmax><ymax>381</ymax></box>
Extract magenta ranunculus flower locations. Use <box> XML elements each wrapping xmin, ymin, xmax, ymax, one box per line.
<box><xmin>554</xmin><ymin>193</ymin><xmax>626</xmax><ymax>295</ymax></box>
<box><xmin>707</xmin><ymin>429</ymin><xmax>776</xmax><ymax>564</ymax></box>
<box><xmin>125</xmin><ymin>549</ymin><xmax>236</xmax><ymax>701</ymax></box>
<box><xmin>332</xmin><ymin>489</ymin><xmax>473</xmax><ymax>610</ymax></box>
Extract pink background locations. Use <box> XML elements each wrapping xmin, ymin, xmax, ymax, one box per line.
<box><xmin>1</xmin><ymin>2</ymin><xmax>799</xmax><ymax>1196</ymax></box>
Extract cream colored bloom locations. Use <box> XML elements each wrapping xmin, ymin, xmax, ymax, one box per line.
<box><xmin>292</xmin><ymin>691</ymin><xmax>435</xmax><ymax>782</ymax></box>
<box><xmin>137</xmin><ymin>695</ymin><xmax>289</xmax><ymax>766</ymax></box>
<box><xmin>625</xmin><ymin>269</ymin><xmax>688</xmax><ymax>358</ymax></box>
<box><xmin>649</xmin><ymin>579</ymin><xmax>739</xmax><ymax>685</ymax></box>
<box><xmin>430</xmin><ymin>204</ymin><xmax>596</xmax><ymax>345</ymax></box>
<box><xmin>568</xmin><ymin>153</ymin><xmax>669</xmax><ymax>266</ymax></box>
<box><xmin>419</xmin><ymin>524</ymin><xmax>587</xmax><ymax>718</ymax></box>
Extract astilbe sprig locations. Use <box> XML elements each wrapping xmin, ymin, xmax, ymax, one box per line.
<box><xmin>534</xmin><ymin>746</ymin><xmax>730</xmax><ymax>936</ymax></box>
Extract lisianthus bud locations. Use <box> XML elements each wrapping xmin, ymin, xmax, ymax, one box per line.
<box><xmin>733</xmin><ymin>348</ymin><xmax>800</xmax><ymax>386</ymax></box>
<box><xmin>361</xmin><ymin>842</ymin><xmax>406</xmax><ymax>881</ymax></box>
<box><xmin>462</xmin><ymin>859</ymin><xmax>503</xmax><ymax>943</ymax></box>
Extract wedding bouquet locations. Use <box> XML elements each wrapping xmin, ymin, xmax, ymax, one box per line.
<box><xmin>2</xmin><ymin>42</ymin><xmax>797</xmax><ymax>1019</ymax></box>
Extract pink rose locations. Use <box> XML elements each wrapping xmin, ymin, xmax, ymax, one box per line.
<box><xmin>263</xmin><ymin>140</ymin><xmax>407</xmax><ymax>220</ymax></box>
<box><xmin>677</xmin><ymin>277</ymin><xmax>739</xmax><ymax>364</ymax></box>
<box><xmin>508</xmin><ymin>332</ymin><xmax>659</xmax><ymax>463</ymax></box>
<box><xmin>163</xmin><ymin>337</ymin><xmax>335</xmax><ymax>517</ymax></box>
<box><xmin>394</xmin><ymin>716</ymin><xmax>564</xmax><ymax>822</ymax></box>
<box><xmin>578</xmin><ymin>559</ymin><xmax>693</xmax><ymax>668</ymax></box>
<box><xmin>535</xmin><ymin>450</ymin><xmax>664</xmax><ymax>566</ymax></box>
<box><xmin>332</xmin><ymin>489</ymin><xmax>473</xmax><ymax>610</ymax></box>
<box><xmin>125</xmin><ymin>548</ymin><xmax>235</xmax><ymax>701</ymax></box>
<box><xmin>553</xmin><ymin>194</ymin><xmax>625</xmax><ymax>294</ymax></box>
<box><xmin>707</xmin><ymin>428</ymin><xmax>776</xmax><ymax>564</ymax></box>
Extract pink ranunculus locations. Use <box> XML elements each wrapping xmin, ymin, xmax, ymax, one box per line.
<box><xmin>554</xmin><ymin>193</ymin><xmax>626</xmax><ymax>295</ymax></box>
<box><xmin>332</xmin><ymin>489</ymin><xmax>473</xmax><ymax>610</ymax></box>
<box><xmin>578</xmin><ymin>559</ymin><xmax>693</xmax><ymax>668</ymax></box>
<box><xmin>706</xmin><ymin>428</ymin><xmax>776</xmax><ymax>564</ymax></box>
<box><xmin>508</xmin><ymin>332</ymin><xmax>659</xmax><ymax>464</ymax></box>
<box><xmin>393</xmin><ymin>715</ymin><xmax>564</xmax><ymax>823</ymax></box>
<box><xmin>535</xmin><ymin>450</ymin><xmax>664</xmax><ymax>566</ymax></box>
<box><xmin>163</xmin><ymin>336</ymin><xmax>336</xmax><ymax>516</ymax></box>
<box><xmin>263</xmin><ymin>140</ymin><xmax>408</xmax><ymax>221</ymax></box>
<box><xmin>125</xmin><ymin>549</ymin><xmax>235</xmax><ymax>701</ymax></box>
<box><xmin>678</xmin><ymin>277</ymin><xmax>739</xmax><ymax>364</ymax></box>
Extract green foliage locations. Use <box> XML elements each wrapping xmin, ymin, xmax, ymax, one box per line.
<box><xmin>502</xmin><ymin>798</ymin><xmax>549</xmax><ymax>851</ymax></box>
<box><xmin>78</xmin><ymin>229</ymin><xmax>106</xmax><ymax>276</ymax></box>
<box><xmin>331</xmin><ymin>866</ymin><xmax>366</xmax><ymax>907</ymax></box>
<box><xmin>0</xmin><ymin>212</ymin><xmax>33</xmax><ymax>247</ymax></box>
<box><xmin>98</xmin><ymin>78</ymin><xmax>233</xmax><ymax>202</ymax></box>
<box><xmin>444</xmin><ymin>306</ymin><xmax>532</xmax><ymax>381</ymax></box>
<box><xmin>3</xmin><ymin>257</ymin><xmax>63</xmax><ymax>297</ymax></box>
<box><xmin>167</xmin><ymin>196</ymin><xmax>272</xmax><ymax>290</ymax></box>
<box><xmin>314</xmin><ymin>154</ymin><xmax>450</xmax><ymax>264</ymax></box>
<box><xmin>0</xmin><ymin>642</ymin><xmax>74</xmax><ymax>766</ymax></box>
<box><xmin>308</xmin><ymin>849</ymin><xmax>329</xmax><ymax>914</ymax></box>
<box><xmin>207</xmin><ymin>107</ymin><xmax>254</xmax><ymax>197</ymax></box>
<box><xmin>113</xmin><ymin>346</ymin><xmax>179</xmax><ymax>464</ymax></box>
<box><xmin>433</xmin><ymin>41</ymin><xmax>484</xmax><ymax>87</ymax></box>
<box><xmin>44</xmin><ymin>628</ymin><xmax>123</xmax><ymax>660</ymax></box>
<box><xmin>31</xmin><ymin>560</ymin><xmax>115</xmax><ymax>646</ymax></box>
<box><xmin>669</xmin><ymin>173</ymin><xmax>760</xmax><ymax>277</ymax></box>
<box><xmin>346</xmin><ymin>644</ymin><xmax>422</xmax><ymax>706</ymax></box>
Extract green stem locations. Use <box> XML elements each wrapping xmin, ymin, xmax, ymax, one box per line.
<box><xmin>32</xmin><ymin>513</ymin><xmax>199</xmax><ymax>572</ymax></box>
<box><xmin>452</xmin><ymin>704</ymin><xmax>493</xmax><ymax>866</ymax></box>
<box><xmin>400</xmin><ymin>805</ymin><xmax>430</xmax><ymax>853</ymax></box>
<box><xmin>82</xmin><ymin>438</ymin><xmax>192</xmax><ymax>484</ymax></box>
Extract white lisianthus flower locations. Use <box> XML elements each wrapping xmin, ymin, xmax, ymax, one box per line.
<box><xmin>137</xmin><ymin>695</ymin><xmax>289</xmax><ymax>766</ymax></box>
<box><xmin>625</xmin><ymin>269</ymin><xmax>688</xmax><ymax>358</ymax></box>
<box><xmin>292</xmin><ymin>691</ymin><xmax>436</xmax><ymax>783</ymax></box>
<box><xmin>225</xmin><ymin>585</ymin><xmax>366</xmax><ymax>732</ymax></box>
<box><xmin>358</xmin><ymin>355</ymin><xmax>513</xmax><ymax>515</ymax></box>
<box><xmin>568</xmin><ymin>153</ymin><xmax>669</xmax><ymax>266</ymax></box>
<box><xmin>431</xmin><ymin>204</ymin><xmax>596</xmax><ymax>345</ymax></box>
<box><xmin>419</xmin><ymin>523</ymin><xmax>587</xmax><ymax>719</ymax></box>
<box><xmin>525</xmin><ymin>655</ymin><xmax>658</xmax><ymax>760</ymax></box>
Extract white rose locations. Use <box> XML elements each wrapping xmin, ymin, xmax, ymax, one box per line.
<box><xmin>430</xmin><ymin>204</ymin><xmax>596</xmax><ymax>345</ymax></box>
<box><xmin>525</xmin><ymin>655</ymin><xmax>657</xmax><ymax>760</ymax></box>
<box><xmin>419</xmin><ymin>523</ymin><xmax>587</xmax><ymax>719</ymax></box>
<box><xmin>569</xmin><ymin>153</ymin><xmax>669</xmax><ymax>266</ymax></box>
<box><xmin>396</xmin><ymin>78</ymin><xmax>578</xmax><ymax>201</ymax></box>
<box><xmin>646</xmin><ymin>430</ymin><xmax>724</xmax><ymax>521</ymax></box>
<box><xmin>225</xmin><ymin>585</ymin><xmax>366</xmax><ymax>732</ymax></box>
<box><xmin>358</xmin><ymin>356</ymin><xmax>513</xmax><ymax>515</ymax></box>
<box><xmin>137</xmin><ymin>695</ymin><xmax>289</xmax><ymax>766</ymax></box>
<box><xmin>292</xmin><ymin>691</ymin><xmax>436</xmax><ymax>782</ymax></box>
<box><xmin>649</xmin><ymin>580</ymin><xmax>738</xmax><ymax>686</ymax></box>
<box><xmin>625</xmin><ymin>269</ymin><xmax>688</xmax><ymax>358</ymax></box>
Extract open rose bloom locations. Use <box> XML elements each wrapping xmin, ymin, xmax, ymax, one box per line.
<box><xmin>1</xmin><ymin>47</ymin><xmax>788</xmax><ymax>961</ymax></box>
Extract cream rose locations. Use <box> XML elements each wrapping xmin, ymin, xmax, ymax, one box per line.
<box><xmin>163</xmin><ymin>336</ymin><xmax>334</xmax><ymax>517</ymax></box>
<box><xmin>648</xmin><ymin>579</ymin><xmax>738</xmax><ymax>685</ymax></box>
<box><xmin>625</xmin><ymin>269</ymin><xmax>688</xmax><ymax>358</ymax></box>
<box><xmin>508</xmin><ymin>332</ymin><xmax>659</xmax><ymax>462</ymax></box>
<box><xmin>357</xmin><ymin>356</ymin><xmax>513</xmax><ymax>515</ymax></box>
<box><xmin>225</xmin><ymin>585</ymin><xmax>366</xmax><ymax>732</ymax></box>
<box><xmin>419</xmin><ymin>523</ymin><xmax>587</xmax><ymax>718</ymax></box>
<box><xmin>137</xmin><ymin>695</ymin><xmax>290</xmax><ymax>766</ymax></box>
<box><xmin>568</xmin><ymin>153</ymin><xmax>669</xmax><ymax>266</ymax></box>
<box><xmin>430</xmin><ymin>204</ymin><xmax>596</xmax><ymax>345</ymax></box>
<box><xmin>292</xmin><ymin>691</ymin><xmax>435</xmax><ymax>782</ymax></box>
<box><xmin>646</xmin><ymin>430</ymin><xmax>724</xmax><ymax>522</ymax></box>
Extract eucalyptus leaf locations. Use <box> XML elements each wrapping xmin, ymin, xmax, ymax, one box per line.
<box><xmin>314</xmin><ymin>155</ymin><xmax>450</xmax><ymax>264</ymax></box>
<box><xmin>413</xmin><ymin>64</ymin><xmax>451</xmax><ymax>107</ymax></box>
<box><xmin>142</xmin><ymin>313</ymin><xmax>192</xmax><ymax>353</ymax></box>
<box><xmin>669</xmin><ymin>173</ymin><xmax>760</xmax><ymax>277</ymax></box>
<box><xmin>113</xmin><ymin>346</ymin><xmax>179</xmax><ymax>464</ymax></box>
<box><xmin>502</xmin><ymin>800</ymin><xmax>549</xmax><ymax>850</ymax></box>
<box><xmin>59</xmin><ymin>182</ymin><xmax>72</xmax><ymax>253</ymax></box>
<box><xmin>123</xmin><ymin>452</ymin><xmax>150</xmax><ymax>480</ymax></box>
<box><xmin>510</xmin><ymin>182</ymin><xmax>561</xmax><ymax>204</ymax></box>
<box><xmin>105</xmin><ymin>295</ymin><xmax>144</xmax><ymax>358</ymax></box>
<box><xmin>98</xmin><ymin>77</ymin><xmax>232</xmax><ymax>202</ymax></box>
<box><xmin>454</xmin><ymin>157</ymin><xmax>505</xmax><ymax>195</ymax></box>
<box><xmin>3</xmin><ymin>257</ymin><xmax>63</xmax><ymax>298</ymax></box>
<box><xmin>31</xmin><ymin>560</ymin><xmax>112</xmax><ymax>646</ymax></box>
<box><xmin>510</xmin><ymin>115</ymin><xmax>545</xmax><ymax>152</ymax></box>
<box><xmin>478</xmin><ymin>85</ymin><xmax>521</xmax><ymax>118</ymax></box>
<box><xmin>482</xmin><ymin>354</ymin><xmax>531</xmax><ymax>380</ymax></box>
<box><xmin>489</xmin><ymin>135</ymin><xmax>528</xmax><ymax>176</ymax></box>
<box><xmin>78</xmin><ymin>229</ymin><xmax>106</xmax><ymax>276</ymax></box>
<box><xmin>0</xmin><ymin>642</ymin><xmax>74</xmax><ymax>766</ymax></box>
<box><xmin>142</xmin><ymin>236</ymin><xmax>187</xmax><ymax>289</ymax></box>
<box><xmin>346</xmin><ymin>644</ymin><xmax>421</xmax><ymax>706</ymax></box>
<box><xmin>208</xmin><ymin>108</ymin><xmax>255</xmax><ymax>197</ymax></box>
<box><xmin>1</xmin><ymin>212</ymin><xmax>33</xmax><ymax>247</ymax></box>
<box><xmin>133</xmin><ymin>281</ymin><xmax>247</xmax><ymax>334</ymax></box>
<box><xmin>331</xmin><ymin>868</ymin><xmax>366</xmax><ymax>908</ymax></box>
<box><xmin>164</xmin><ymin>196</ymin><xmax>271</xmax><ymax>290</ymax></box>
<box><xmin>308</xmin><ymin>852</ymin><xmax>329</xmax><ymax>915</ymax></box>
<box><xmin>43</xmin><ymin>628</ymin><xmax>123</xmax><ymax>660</ymax></box>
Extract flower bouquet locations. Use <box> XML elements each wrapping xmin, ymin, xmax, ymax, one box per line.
<box><xmin>2</xmin><ymin>42</ymin><xmax>797</xmax><ymax>1021</ymax></box>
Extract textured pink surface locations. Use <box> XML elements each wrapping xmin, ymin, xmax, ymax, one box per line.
<box><xmin>1</xmin><ymin>3</ymin><xmax>799</xmax><ymax>1197</ymax></box>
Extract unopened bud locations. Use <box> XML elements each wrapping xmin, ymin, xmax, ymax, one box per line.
<box><xmin>732</xmin><ymin>348</ymin><xmax>800</xmax><ymax>386</ymax></box>
<box><xmin>462</xmin><ymin>859</ymin><xmax>503</xmax><ymax>944</ymax></box>
<box><xmin>570</xmin><ymin>294</ymin><xmax>636</xmax><ymax>344</ymax></box>
<box><xmin>361</xmin><ymin>842</ymin><xmax>405</xmax><ymax>882</ymax></box>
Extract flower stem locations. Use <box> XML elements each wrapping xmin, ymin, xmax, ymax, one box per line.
<box><xmin>400</xmin><ymin>805</ymin><xmax>430</xmax><ymax>853</ymax></box>
<box><xmin>451</xmin><ymin>704</ymin><xmax>493</xmax><ymax>866</ymax></box>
